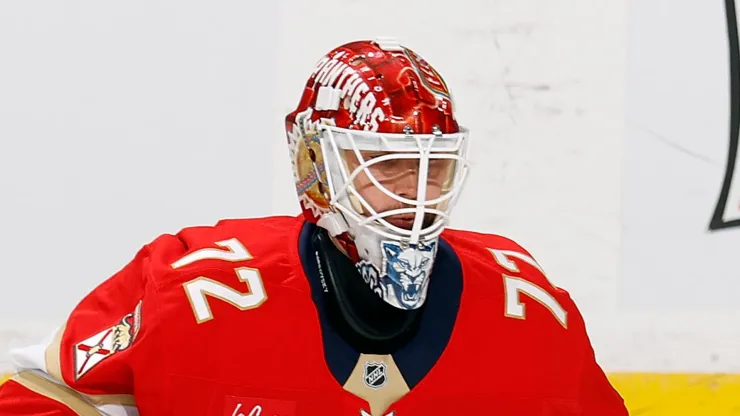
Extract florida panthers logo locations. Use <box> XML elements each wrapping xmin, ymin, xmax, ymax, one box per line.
<box><xmin>380</xmin><ymin>240</ymin><xmax>437</xmax><ymax>309</ymax></box>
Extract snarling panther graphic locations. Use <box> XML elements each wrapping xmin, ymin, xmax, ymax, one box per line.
<box><xmin>380</xmin><ymin>240</ymin><xmax>437</xmax><ymax>309</ymax></box>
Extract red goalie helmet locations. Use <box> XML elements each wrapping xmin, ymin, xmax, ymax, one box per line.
<box><xmin>285</xmin><ymin>38</ymin><xmax>471</xmax><ymax>309</ymax></box>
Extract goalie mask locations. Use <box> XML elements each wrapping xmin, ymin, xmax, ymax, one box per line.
<box><xmin>285</xmin><ymin>38</ymin><xmax>470</xmax><ymax>310</ymax></box>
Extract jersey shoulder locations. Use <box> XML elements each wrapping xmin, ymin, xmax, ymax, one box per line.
<box><xmin>143</xmin><ymin>215</ymin><xmax>304</xmax><ymax>289</ymax></box>
<box><xmin>441</xmin><ymin>227</ymin><xmax>584</xmax><ymax>334</ymax></box>
<box><xmin>443</xmin><ymin>230</ymin><xmax>590</xmax><ymax>383</ymax></box>
<box><xmin>438</xmin><ymin>229</ymin><xmax>613</xmax><ymax>408</ymax></box>
<box><xmin>136</xmin><ymin>213</ymin><xmax>309</xmax><ymax>341</ymax></box>
<box><xmin>442</xmin><ymin>227</ymin><xmax>557</xmax><ymax>292</ymax></box>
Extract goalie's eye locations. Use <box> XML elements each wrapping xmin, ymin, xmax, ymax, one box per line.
<box><xmin>363</xmin><ymin>151</ymin><xmax>388</xmax><ymax>160</ymax></box>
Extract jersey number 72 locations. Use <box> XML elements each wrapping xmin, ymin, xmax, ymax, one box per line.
<box><xmin>171</xmin><ymin>238</ymin><xmax>267</xmax><ymax>324</ymax></box>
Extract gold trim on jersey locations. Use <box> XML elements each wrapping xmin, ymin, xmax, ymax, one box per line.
<box><xmin>45</xmin><ymin>324</ymin><xmax>65</xmax><ymax>382</ymax></box>
<box><xmin>10</xmin><ymin>371</ymin><xmax>100</xmax><ymax>416</ymax></box>
<box><xmin>85</xmin><ymin>392</ymin><xmax>136</xmax><ymax>406</ymax></box>
<box><xmin>10</xmin><ymin>370</ymin><xmax>137</xmax><ymax>413</ymax></box>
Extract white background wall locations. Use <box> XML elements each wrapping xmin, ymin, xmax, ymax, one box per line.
<box><xmin>621</xmin><ymin>0</ymin><xmax>740</xmax><ymax>372</ymax></box>
<box><xmin>1</xmin><ymin>0</ymin><xmax>735</xmax><ymax>374</ymax></box>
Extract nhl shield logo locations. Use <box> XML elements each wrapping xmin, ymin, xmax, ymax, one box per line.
<box><xmin>363</xmin><ymin>361</ymin><xmax>387</xmax><ymax>389</ymax></box>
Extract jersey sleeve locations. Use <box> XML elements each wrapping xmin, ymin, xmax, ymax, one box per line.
<box><xmin>0</xmin><ymin>242</ymin><xmax>162</xmax><ymax>415</ymax></box>
<box><xmin>505</xmin><ymin>240</ymin><xmax>628</xmax><ymax>413</ymax></box>
<box><xmin>578</xmin><ymin>347</ymin><xmax>628</xmax><ymax>415</ymax></box>
<box><xmin>571</xmin><ymin>303</ymin><xmax>627</xmax><ymax>415</ymax></box>
<box><xmin>510</xmin><ymin>240</ymin><xmax>627</xmax><ymax>414</ymax></box>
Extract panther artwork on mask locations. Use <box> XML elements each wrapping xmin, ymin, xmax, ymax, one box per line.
<box><xmin>380</xmin><ymin>240</ymin><xmax>437</xmax><ymax>309</ymax></box>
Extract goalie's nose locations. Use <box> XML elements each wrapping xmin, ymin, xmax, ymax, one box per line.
<box><xmin>392</xmin><ymin>169</ymin><xmax>419</xmax><ymax>200</ymax></box>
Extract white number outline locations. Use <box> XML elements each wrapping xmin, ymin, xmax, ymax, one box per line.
<box><xmin>172</xmin><ymin>238</ymin><xmax>267</xmax><ymax>324</ymax></box>
<box><xmin>489</xmin><ymin>249</ymin><xmax>568</xmax><ymax>328</ymax></box>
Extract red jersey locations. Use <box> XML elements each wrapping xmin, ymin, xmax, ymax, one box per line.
<box><xmin>0</xmin><ymin>215</ymin><xmax>626</xmax><ymax>415</ymax></box>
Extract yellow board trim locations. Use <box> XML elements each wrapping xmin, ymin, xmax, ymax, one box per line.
<box><xmin>1</xmin><ymin>372</ymin><xmax>739</xmax><ymax>414</ymax></box>
<box><xmin>608</xmin><ymin>373</ymin><xmax>740</xmax><ymax>415</ymax></box>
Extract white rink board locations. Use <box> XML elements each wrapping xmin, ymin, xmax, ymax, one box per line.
<box><xmin>620</xmin><ymin>0</ymin><xmax>740</xmax><ymax>372</ymax></box>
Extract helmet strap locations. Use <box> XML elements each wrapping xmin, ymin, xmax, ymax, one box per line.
<box><xmin>311</xmin><ymin>226</ymin><xmax>423</xmax><ymax>353</ymax></box>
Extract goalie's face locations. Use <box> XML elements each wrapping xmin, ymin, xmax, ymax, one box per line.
<box><xmin>316</xmin><ymin>124</ymin><xmax>470</xmax><ymax>246</ymax></box>
<box><xmin>342</xmin><ymin>149</ymin><xmax>458</xmax><ymax>231</ymax></box>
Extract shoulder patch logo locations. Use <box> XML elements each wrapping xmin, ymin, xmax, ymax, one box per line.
<box><xmin>73</xmin><ymin>300</ymin><xmax>142</xmax><ymax>380</ymax></box>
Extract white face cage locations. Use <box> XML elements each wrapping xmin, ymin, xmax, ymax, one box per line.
<box><xmin>317</xmin><ymin>124</ymin><xmax>471</xmax><ymax>246</ymax></box>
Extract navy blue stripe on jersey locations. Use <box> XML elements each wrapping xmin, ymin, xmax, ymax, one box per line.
<box><xmin>298</xmin><ymin>222</ymin><xmax>463</xmax><ymax>389</ymax></box>
<box><xmin>299</xmin><ymin>222</ymin><xmax>360</xmax><ymax>384</ymax></box>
